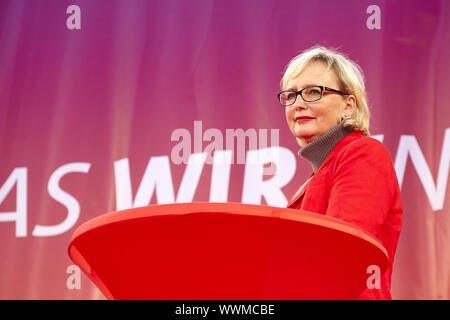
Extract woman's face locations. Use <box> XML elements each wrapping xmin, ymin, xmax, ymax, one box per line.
<box><xmin>284</xmin><ymin>62</ymin><xmax>355</xmax><ymax>147</ymax></box>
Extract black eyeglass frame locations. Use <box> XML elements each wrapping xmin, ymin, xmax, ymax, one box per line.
<box><xmin>277</xmin><ymin>85</ymin><xmax>349</xmax><ymax>106</ymax></box>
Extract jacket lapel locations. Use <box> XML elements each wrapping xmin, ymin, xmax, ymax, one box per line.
<box><xmin>286</xmin><ymin>175</ymin><xmax>313</xmax><ymax>207</ymax></box>
<box><xmin>286</xmin><ymin>132</ymin><xmax>365</xmax><ymax>208</ymax></box>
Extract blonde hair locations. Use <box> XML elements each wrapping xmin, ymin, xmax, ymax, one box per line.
<box><xmin>281</xmin><ymin>46</ymin><xmax>370</xmax><ymax>136</ymax></box>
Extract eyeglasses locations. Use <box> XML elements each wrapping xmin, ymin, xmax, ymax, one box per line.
<box><xmin>277</xmin><ymin>85</ymin><xmax>349</xmax><ymax>106</ymax></box>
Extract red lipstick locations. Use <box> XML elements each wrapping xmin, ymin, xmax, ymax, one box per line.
<box><xmin>295</xmin><ymin>116</ymin><xmax>314</xmax><ymax>123</ymax></box>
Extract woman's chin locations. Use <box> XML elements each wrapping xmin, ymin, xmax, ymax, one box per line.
<box><xmin>295</xmin><ymin>133</ymin><xmax>316</xmax><ymax>146</ymax></box>
<box><xmin>301</xmin><ymin>135</ymin><xmax>315</xmax><ymax>142</ymax></box>
<box><xmin>293</xmin><ymin>128</ymin><xmax>314</xmax><ymax>140</ymax></box>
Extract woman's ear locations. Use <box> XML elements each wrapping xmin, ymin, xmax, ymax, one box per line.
<box><xmin>344</xmin><ymin>95</ymin><xmax>357</xmax><ymax>115</ymax></box>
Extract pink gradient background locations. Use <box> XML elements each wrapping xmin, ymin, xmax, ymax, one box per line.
<box><xmin>0</xmin><ymin>0</ymin><xmax>450</xmax><ymax>299</ymax></box>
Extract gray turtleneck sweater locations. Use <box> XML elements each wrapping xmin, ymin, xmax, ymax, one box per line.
<box><xmin>298</xmin><ymin>120</ymin><xmax>354</xmax><ymax>173</ymax></box>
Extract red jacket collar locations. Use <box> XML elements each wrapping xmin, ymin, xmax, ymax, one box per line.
<box><xmin>286</xmin><ymin>131</ymin><xmax>365</xmax><ymax>208</ymax></box>
<box><xmin>319</xmin><ymin>131</ymin><xmax>365</xmax><ymax>170</ymax></box>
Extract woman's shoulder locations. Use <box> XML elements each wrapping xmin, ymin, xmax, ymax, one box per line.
<box><xmin>336</xmin><ymin>132</ymin><xmax>393</xmax><ymax>162</ymax></box>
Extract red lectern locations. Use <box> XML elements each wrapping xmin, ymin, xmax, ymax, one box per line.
<box><xmin>68</xmin><ymin>202</ymin><xmax>388</xmax><ymax>300</ymax></box>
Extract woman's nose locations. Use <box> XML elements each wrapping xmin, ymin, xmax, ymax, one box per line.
<box><xmin>292</xmin><ymin>96</ymin><xmax>306</xmax><ymax>109</ymax></box>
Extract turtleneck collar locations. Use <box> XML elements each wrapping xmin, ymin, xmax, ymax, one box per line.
<box><xmin>298</xmin><ymin>120</ymin><xmax>354</xmax><ymax>173</ymax></box>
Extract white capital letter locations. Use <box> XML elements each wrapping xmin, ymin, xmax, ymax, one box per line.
<box><xmin>242</xmin><ymin>147</ymin><xmax>296</xmax><ymax>206</ymax></box>
<box><xmin>176</xmin><ymin>153</ymin><xmax>207</xmax><ymax>202</ymax></box>
<box><xmin>114</xmin><ymin>157</ymin><xmax>175</xmax><ymax>210</ymax></box>
<box><xmin>209</xmin><ymin>150</ymin><xmax>232</xmax><ymax>202</ymax></box>
<box><xmin>0</xmin><ymin>168</ymin><xmax>27</xmax><ymax>237</ymax></box>
<box><xmin>394</xmin><ymin>129</ymin><xmax>450</xmax><ymax>211</ymax></box>
<box><xmin>32</xmin><ymin>162</ymin><xmax>91</xmax><ymax>237</ymax></box>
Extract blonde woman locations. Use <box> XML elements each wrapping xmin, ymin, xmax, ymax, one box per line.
<box><xmin>279</xmin><ymin>46</ymin><xmax>402</xmax><ymax>299</ymax></box>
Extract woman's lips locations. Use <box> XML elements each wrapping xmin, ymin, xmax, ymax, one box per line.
<box><xmin>295</xmin><ymin>116</ymin><xmax>314</xmax><ymax>123</ymax></box>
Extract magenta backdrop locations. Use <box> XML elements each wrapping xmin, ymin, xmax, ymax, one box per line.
<box><xmin>1</xmin><ymin>0</ymin><xmax>450</xmax><ymax>299</ymax></box>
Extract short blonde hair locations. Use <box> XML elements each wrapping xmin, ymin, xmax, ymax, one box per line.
<box><xmin>281</xmin><ymin>46</ymin><xmax>370</xmax><ymax>136</ymax></box>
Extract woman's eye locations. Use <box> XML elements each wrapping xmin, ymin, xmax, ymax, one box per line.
<box><xmin>287</xmin><ymin>92</ymin><xmax>296</xmax><ymax>99</ymax></box>
<box><xmin>305</xmin><ymin>88</ymin><xmax>321</xmax><ymax>96</ymax></box>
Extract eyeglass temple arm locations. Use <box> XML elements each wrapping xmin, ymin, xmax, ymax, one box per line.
<box><xmin>324</xmin><ymin>86</ymin><xmax>349</xmax><ymax>95</ymax></box>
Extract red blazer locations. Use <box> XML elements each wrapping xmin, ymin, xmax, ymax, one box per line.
<box><xmin>287</xmin><ymin>131</ymin><xmax>403</xmax><ymax>300</ymax></box>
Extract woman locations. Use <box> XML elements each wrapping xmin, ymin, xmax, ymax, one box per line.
<box><xmin>278</xmin><ymin>46</ymin><xmax>402</xmax><ymax>300</ymax></box>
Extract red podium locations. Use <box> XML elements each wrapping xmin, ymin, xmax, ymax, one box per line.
<box><xmin>68</xmin><ymin>202</ymin><xmax>388</xmax><ymax>300</ymax></box>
